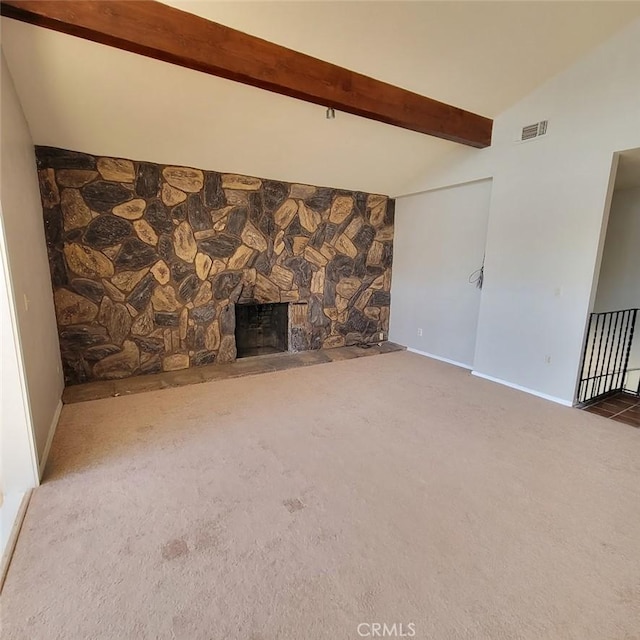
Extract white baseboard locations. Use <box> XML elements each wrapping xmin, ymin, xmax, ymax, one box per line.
<box><xmin>38</xmin><ymin>399</ymin><xmax>63</xmax><ymax>479</ymax></box>
<box><xmin>0</xmin><ymin>490</ymin><xmax>31</xmax><ymax>593</ymax></box>
<box><xmin>471</xmin><ymin>371</ymin><xmax>574</xmax><ymax>407</ymax></box>
<box><xmin>407</xmin><ymin>347</ymin><xmax>473</xmax><ymax>370</ymax></box>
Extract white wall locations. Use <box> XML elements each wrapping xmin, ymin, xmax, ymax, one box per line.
<box><xmin>390</xmin><ymin>180</ymin><xmax>491</xmax><ymax>368</ymax></box>
<box><xmin>397</xmin><ymin>19</ymin><xmax>640</xmax><ymax>405</ymax></box>
<box><xmin>0</xmin><ymin>51</ymin><xmax>63</xmax><ymax>467</ymax></box>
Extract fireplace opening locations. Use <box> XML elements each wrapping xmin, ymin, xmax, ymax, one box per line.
<box><xmin>235</xmin><ymin>303</ymin><xmax>289</xmax><ymax>358</ymax></box>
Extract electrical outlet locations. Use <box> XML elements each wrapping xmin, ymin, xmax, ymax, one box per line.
<box><xmin>23</xmin><ymin>294</ymin><xmax>29</xmax><ymax>311</ymax></box>
<box><xmin>378</xmin><ymin>332</ymin><xmax>384</xmax><ymax>341</ymax></box>
<box><xmin>417</xmin><ymin>328</ymin><xmax>423</xmax><ymax>337</ymax></box>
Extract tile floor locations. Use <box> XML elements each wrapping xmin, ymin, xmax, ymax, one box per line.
<box><xmin>583</xmin><ymin>391</ymin><xmax>640</xmax><ymax>428</ymax></box>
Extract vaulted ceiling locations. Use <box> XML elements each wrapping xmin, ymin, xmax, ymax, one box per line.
<box><xmin>2</xmin><ymin>1</ymin><xmax>639</xmax><ymax>195</ymax></box>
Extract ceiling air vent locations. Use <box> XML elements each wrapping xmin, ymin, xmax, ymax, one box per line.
<box><xmin>519</xmin><ymin>120</ymin><xmax>548</xmax><ymax>142</ymax></box>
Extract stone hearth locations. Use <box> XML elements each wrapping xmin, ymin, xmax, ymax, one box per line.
<box><xmin>36</xmin><ymin>147</ymin><xmax>394</xmax><ymax>385</ymax></box>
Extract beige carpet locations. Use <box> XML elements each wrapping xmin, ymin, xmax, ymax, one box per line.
<box><xmin>2</xmin><ymin>351</ymin><xmax>640</xmax><ymax>639</ymax></box>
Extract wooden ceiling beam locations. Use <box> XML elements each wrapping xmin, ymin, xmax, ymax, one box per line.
<box><xmin>1</xmin><ymin>0</ymin><xmax>493</xmax><ymax>148</ymax></box>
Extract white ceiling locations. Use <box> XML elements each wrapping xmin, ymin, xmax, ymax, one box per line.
<box><xmin>2</xmin><ymin>2</ymin><xmax>640</xmax><ymax>195</ymax></box>
<box><xmin>615</xmin><ymin>148</ymin><xmax>640</xmax><ymax>191</ymax></box>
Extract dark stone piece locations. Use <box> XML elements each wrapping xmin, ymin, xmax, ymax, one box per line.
<box><xmin>194</xmin><ymin>326</ymin><xmax>206</xmax><ymax>350</ymax></box>
<box><xmin>61</xmin><ymin>353</ymin><xmax>90</xmax><ymax>386</ymax></box>
<box><xmin>353</xmin><ymin>254</ymin><xmax>368</xmax><ymax>279</ymax></box>
<box><xmin>262</xmin><ymin>180</ymin><xmax>289</xmax><ymax>214</ymax></box>
<box><xmin>43</xmin><ymin>206</ymin><xmax>63</xmax><ymax>248</ymax></box>
<box><xmin>64</xmin><ymin>229</ymin><xmax>84</xmax><ymax>243</ymax></box>
<box><xmin>326</xmin><ymin>255</ymin><xmax>354</xmax><ymax>282</ymax></box>
<box><xmin>219</xmin><ymin>304</ymin><xmax>235</xmax><ymax>335</ymax></box>
<box><xmin>354</xmin><ymin>192</ymin><xmax>368</xmax><ymax>215</ymax></box>
<box><xmin>257</xmin><ymin>214</ymin><xmax>274</xmax><ymax>239</ymax></box>
<box><xmin>82</xmin><ymin>181</ymin><xmax>131</xmax><ymax>213</ymax></box>
<box><xmin>191</xmin><ymin>302</ymin><xmax>216</xmax><ymax>324</ymax></box>
<box><xmin>323</xmin><ymin>223</ymin><xmax>338</xmax><ymax>244</ymax></box>
<box><xmin>370</xmin><ymin>290</ymin><xmax>391</xmax><ymax>306</ymax></box>
<box><xmin>338</xmin><ymin>309</ymin><xmax>377</xmax><ymax>337</ymax></box>
<box><xmin>171</xmin><ymin>260</ymin><xmax>194</xmax><ymax>283</ymax></box>
<box><xmin>140</xmin><ymin>356</ymin><xmax>162</xmax><ymax>375</ymax></box>
<box><xmin>308</xmin><ymin>224</ymin><xmax>327</xmax><ymax>250</ymax></box>
<box><xmin>385</xmin><ymin>199</ymin><xmax>395</xmax><ymax>225</ymax></box>
<box><xmin>309</xmin><ymin>327</ymin><xmax>325</xmax><ymax>350</ymax></box>
<box><xmin>353</xmin><ymin>224</ymin><xmax>376</xmax><ymax>252</ymax></box>
<box><xmin>365</xmin><ymin>265</ymin><xmax>384</xmax><ymax>278</ymax></box>
<box><xmin>289</xmin><ymin>327</ymin><xmax>310</xmax><ymax>352</ymax></box>
<box><xmin>127</xmin><ymin>273</ymin><xmax>156</xmax><ymax>311</ymax></box>
<box><xmin>132</xmin><ymin>337</ymin><xmax>164</xmax><ymax>354</ymax></box>
<box><xmin>187</xmin><ymin>194</ymin><xmax>209</xmax><ymax>231</ymax></box>
<box><xmin>213</xmin><ymin>272</ymin><xmax>243</xmax><ymax>300</ymax></box>
<box><xmin>71</xmin><ymin>278</ymin><xmax>104</xmax><ymax>304</ymax></box>
<box><xmin>253</xmin><ymin>252</ymin><xmax>271</xmax><ymax>276</ymax></box>
<box><xmin>154</xmin><ymin>312</ymin><xmax>180</xmax><ymax>327</ymax></box>
<box><xmin>114</xmin><ymin>238</ymin><xmax>158</xmax><ymax>270</ymax></box>
<box><xmin>49</xmin><ymin>249</ymin><xmax>69</xmax><ymax>288</ymax></box>
<box><xmin>35</xmin><ymin>146</ymin><xmax>96</xmax><ymax>171</ymax></box>
<box><xmin>145</xmin><ymin>200</ymin><xmax>173</xmax><ymax>234</ymax></box>
<box><xmin>84</xmin><ymin>215</ymin><xmax>132</xmax><ymax>249</ymax></box>
<box><xmin>226</xmin><ymin>207</ymin><xmax>248</xmax><ymax>236</ymax></box>
<box><xmin>157</xmin><ymin>234</ymin><xmax>174</xmax><ymax>261</ymax></box>
<box><xmin>172</xmin><ymin>203</ymin><xmax>187</xmax><ymax>222</ymax></box>
<box><xmin>203</xmin><ymin>172</ymin><xmax>225</xmax><ymax>208</ymax></box>
<box><xmin>136</xmin><ymin>162</ymin><xmax>160</xmax><ymax>198</ymax></box>
<box><xmin>286</xmin><ymin>216</ymin><xmax>308</xmax><ymax>238</ymax></box>
<box><xmin>178</xmin><ymin>274</ymin><xmax>199</xmax><ymax>302</ymax></box>
<box><xmin>305</xmin><ymin>188</ymin><xmax>333</xmax><ymax>213</ymax></box>
<box><xmin>198</xmin><ymin>234</ymin><xmax>240</xmax><ymax>258</ymax></box>
<box><xmin>284</xmin><ymin>256</ymin><xmax>313</xmax><ymax>288</ymax></box>
<box><xmin>59</xmin><ymin>325</ymin><xmax>108</xmax><ymax>350</ymax></box>
<box><xmin>84</xmin><ymin>344</ymin><xmax>121</xmax><ymax>362</ymax></box>
<box><xmin>193</xmin><ymin>350</ymin><xmax>216</xmax><ymax>366</ymax></box>
<box><xmin>323</xmin><ymin>280</ymin><xmax>336</xmax><ymax>307</ymax></box>
<box><xmin>382</xmin><ymin>244</ymin><xmax>393</xmax><ymax>269</ymax></box>
<box><xmin>309</xmin><ymin>296</ymin><xmax>330</xmax><ymax>328</ymax></box>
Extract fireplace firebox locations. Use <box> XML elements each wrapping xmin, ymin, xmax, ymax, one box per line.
<box><xmin>235</xmin><ymin>303</ymin><xmax>289</xmax><ymax>358</ymax></box>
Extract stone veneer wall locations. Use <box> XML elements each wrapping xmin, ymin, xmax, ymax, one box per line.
<box><xmin>36</xmin><ymin>147</ymin><xmax>394</xmax><ymax>385</ymax></box>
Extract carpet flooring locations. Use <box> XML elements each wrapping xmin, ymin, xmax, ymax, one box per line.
<box><xmin>2</xmin><ymin>351</ymin><xmax>640</xmax><ymax>639</ymax></box>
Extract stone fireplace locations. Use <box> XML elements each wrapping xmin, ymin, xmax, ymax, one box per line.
<box><xmin>35</xmin><ymin>146</ymin><xmax>394</xmax><ymax>385</ymax></box>
<box><xmin>235</xmin><ymin>302</ymin><xmax>288</xmax><ymax>358</ymax></box>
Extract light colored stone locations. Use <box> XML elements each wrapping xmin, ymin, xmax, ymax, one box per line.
<box><xmin>204</xmin><ymin>320</ymin><xmax>221</xmax><ymax>351</ymax></box>
<box><xmin>242</xmin><ymin>222</ymin><xmax>268</xmax><ymax>252</ymax></box>
<box><xmin>281</xmin><ymin>290</ymin><xmax>299</xmax><ymax>302</ymax></box>
<box><xmin>336</xmin><ymin>277</ymin><xmax>362</xmax><ymax>299</ymax></box>
<box><xmin>355</xmin><ymin>288</ymin><xmax>373</xmax><ymax>311</ymax></box>
<box><xmin>98</xmin><ymin>297</ymin><xmax>132</xmax><ymax>345</ymax></box>
<box><xmin>383</xmin><ymin>268</ymin><xmax>392</xmax><ymax>291</ymax></box>
<box><xmin>325</xmin><ymin>307</ymin><xmax>338</xmax><ymax>321</ymax></box>
<box><xmin>298</xmin><ymin>201</ymin><xmax>320</xmax><ymax>233</ymax></box>
<box><xmin>224</xmin><ymin>190</ymin><xmax>249</xmax><ymax>206</ymax></box>
<box><xmin>274</xmin><ymin>199</ymin><xmax>298</xmax><ymax>228</ymax></box>
<box><xmin>161</xmin><ymin>182</ymin><xmax>187</xmax><ymax>206</ymax></box>
<box><xmin>304</xmin><ymin>246</ymin><xmax>328</xmax><ymax>268</ymax></box>
<box><xmin>38</xmin><ymin>169</ymin><xmax>60</xmax><ymax>208</ymax></box>
<box><xmin>217</xmin><ymin>334</ymin><xmax>237</xmax><ymax>363</ymax></box>
<box><xmin>292</xmin><ymin>237</ymin><xmax>309</xmax><ymax>256</ymax></box>
<box><xmin>61</xmin><ymin>189</ymin><xmax>92</xmax><ymax>230</ymax></box>
<box><xmin>320</xmin><ymin>243</ymin><xmax>337</xmax><ymax>261</ymax></box>
<box><xmin>371</xmin><ymin>275</ymin><xmax>385</xmax><ymax>290</ymax></box>
<box><xmin>97</xmin><ymin>157</ymin><xmax>135</xmax><ymax>182</ymax></box>
<box><xmin>64</xmin><ymin>243</ymin><xmax>114</xmax><ymax>278</ymax></box>
<box><xmin>56</xmin><ymin>169</ymin><xmax>98</xmax><ymax>188</ymax></box>
<box><xmin>334</xmin><ymin>233</ymin><xmax>358</xmax><ymax>258</ymax></box>
<box><xmin>126</xmin><ymin>304</ymin><xmax>139</xmax><ymax>317</ymax></box>
<box><xmin>93</xmin><ymin>340</ymin><xmax>139</xmax><ymax>379</ymax></box>
<box><xmin>243</xmin><ymin>268</ymin><xmax>257</xmax><ymax>287</ymax></box>
<box><xmin>221</xmin><ymin>174</ymin><xmax>261</xmax><ymax>190</ymax></box>
<box><xmin>336</xmin><ymin>295</ymin><xmax>349</xmax><ymax>314</ymax></box>
<box><xmin>311</xmin><ymin>268</ymin><xmax>325</xmax><ymax>294</ymax></box>
<box><xmin>375</xmin><ymin>226</ymin><xmax>393</xmax><ymax>242</ymax></box>
<box><xmin>211</xmin><ymin>206</ymin><xmax>234</xmax><ymax>225</ymax></box>
<box><xmin>274</xmin><ymin>230</ymin><xmax>285</xmax><ymax>255</ymax></box>
<box><xmin>172</xmin><ymin>329</ymin><xmax>181</xmax><ymax>351</ymax></box>
<box><xmin>344</xmin><ymin>216</ymin><xmax>364</xmax><ymax>240</ymax></box>
<box><xmin>213</xmin><ymin>217</ymin><xmax>227</xmax><ymax>232</ymax></box>
<box><xmin>289</xmin><ymin>183</ymin><xmax>316</xmax><ymax>199</ymax></box>
<box><xmin>113</xmin><ymin>199</ymin><xmax>146</xmax><ymax>220</ymax></box>
<box><xmin>193</xmin><ymin>281</ymin><xmax>212</xmax><ymax>306</ymax></box>
<box><xmin>112</xmin><ymin>267</ymin><xmax>149</xmax><ymax>292</ymax></box>
<box><xmin>152</xmin><ymin>285</ymin><xmax>180</xmax><ymax>312</ymax></box>
<box><xmin>329</xmin><ymin>195</ymin><xmax>353</xmax><ymax>224</ymax></box>
<box><xmin>364</xmin><ymin>306</ymin><xmax>381</xmax><ymax>321</ymax></box>
<box><xmin>254</xmin><ymin>274</ymin><xmax>280</xmax><ymax>302</ymax></box>
<box><xmin>163</xmin><ymin>166</ymin><xmax>204</xmax><ymax>192</ymax></box>
<box><xmin>270</xmin><ymin>265</ymin><xmax>294</xmax><ymax>290</ymax></box>
<box><xmin>163</xmin><ymin>353</ymin><xmax>190</xmax><ymax>371</ymax></box>
<box><xmin>173</xmin><ymin>221</ymin><xmax>197</xmax><ymax>262</ymax></box>
<box><xmin>101</xmin><ymin>279</ymin><xmax>126</xmax><ymax>302</ymax></box>
<box><xmin>195</xmin><ymin>252</ymin><xmax>212</xmax><ymax>280</ymax></box>
<box><xmin>54</xmin><ymin>288</ymin><xmax>98</xmax><ymax>325</ymax></box>
<box><xmin>102</xmin><ymin>245</ymin><xmax>121</xmax><ymax>260</ymax></box>
<box><xmin>163</xmin><ymin>329</ymin><xmax>172</xmax><ymax>352</ymax></box>
<box><xmin>367</xmin><ymin>241</ymin><xmax>384</xmax><ymax>266</ymax></box>
<box><xmin>323</xmin><ymin>335</ymin><xmax>345</xmax><ymax>349</ymax></box>
<box><xmin>368</xmin><ymin>194</ymin><xmax>387</xmax><ymax>227</ymax></box>
<box><xmin>228</xmin><ymin>245</ymin><xmax>255</xmax><ymax>270</ymax></box>
<box><xmin>150</xmin><ymin>260</ymin><xmax>171</xmax><ymax>285</ymax></box>
<box><xmin>179</xmin><ymin>308</ymin><xmax>189</xmax><ymax>340</ymax></box>
<box><xmin>210</xmin><ymin>259</ymin><xmax>227</xmax><ymax>277</ymax></box>
<box><xmin>194</xmin><ymin>228</ymin><xmax>217</xmax><ymax>241</ymax></box>
<box><xmin>134</xmin><ymin>219</ymin><xmax>158</xmax><ymax>246</ymax></box>
<box><xmin>381</xmin><ymin>306</ymin><xmax>390</xmax><ymax>326</ymax></box>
